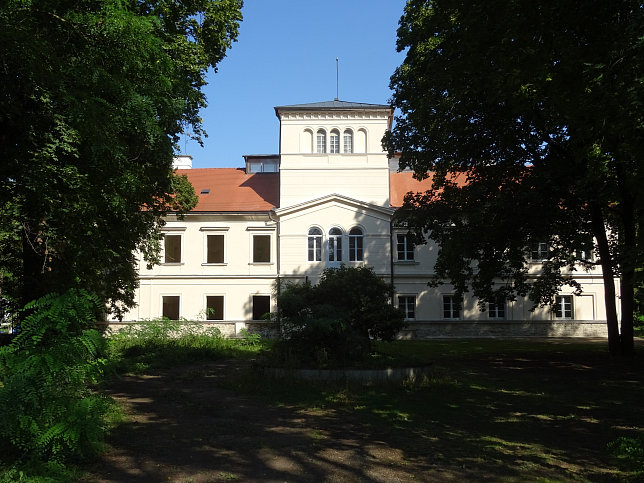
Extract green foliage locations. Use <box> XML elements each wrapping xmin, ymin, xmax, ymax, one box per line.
<box><xmin>385</xmin><ymin>0</ymin><xmax>644</xmax><ymax>353</ymax></box>
<box><xmin>238</xmin><ymin>328</ymin><xmax>261</xmax><ymax>347</ymax></box>
<box><xmin>105</xmin><ymin>318</ymin><xmax>263</xmax><ymax>373</ymax></box>
<box><xmin>0</xmin><ymin>459</ymin><xmax>81</xmax><ymax>482</ymax></box>
<box><xmin>0</xmin><ymin>0</ymin><xmax>242</xmax><ymax>315</ymax></box>
<box><xmin>0</xmin><ymin>289</ymin><xmax>112</xmax><ymax>464</ymax></box>
<box><xmin>608</xmin><ymin>436</ymin><xmax>644</xmax><ymax>471</ymax></box>
<box><xmin>274</xmin><ymin>266</ymin><xmax>406</xmax><ymax>367</ymax></box>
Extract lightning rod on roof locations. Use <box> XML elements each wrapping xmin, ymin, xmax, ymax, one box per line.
<box><xmin>335</xmin><ymin>57</ymin><xmax>339</xmax><ymax>101</ymax></box>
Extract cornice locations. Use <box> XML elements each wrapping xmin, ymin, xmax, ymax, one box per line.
<box><xmin>279</xmin><ymin>110</ymin><xmax>391</xmax><ymax>121</ymax></box>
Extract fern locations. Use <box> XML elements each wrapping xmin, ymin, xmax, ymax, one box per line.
<box><xmin>0</xmin><ymin>289</ymin><xmax>111</xmax><ymax>464</ymax></box>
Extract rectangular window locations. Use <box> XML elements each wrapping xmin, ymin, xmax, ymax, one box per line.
<box><xmin>349</xmin><ymin>236</ymin><xmax>363</xmax><ymax>261</ymax></box>
<box><xmin>576</xmin><ymin>249</ymin><xmax>594</xmax><ymax>263</ymax></box>
<box><xmin>555</xmin><ymin>295</ymin><xmax>573</xmax><ymax>319</ymax></box>
<box><xmin>488</xmin><ymin>299</ymin><xmax>505</xmax><ymax>319</ymax></box>
<box><xmin>397</xmin><ymin>234</ymin><xmax>414</xmax><ymax>261</ymax></box>
<box><xmin>531</xmin><ymin>242</ymin><xmax>549</xmax><ymax>261</ymax></box>
<box><xmin>398</xmin><ymin>296</ymin><xmax>416</xmax><ymax>320</ymax></box>
<box><xmin>443</xmin><ymin>295</ymin><xmax>460</xmax><ymax>319</ymax></box>
<box><xmin>252</xmin><ymin>295</ymin><xmax>270</xmax><ymax>321</ymax></box>
<box><xmin>162</xmin><ymin>296</ymin><xmax>180</xmax><ymax>320</ymax></box>
<box><xmin>253</xmin><ymin>235</ymin><xmax>271</xmax><ymax>263</ymax></box>
<box><xmin>308</xmin><ymin>235</ymin><xmax>322</xmax><ymax>261</ymax></box>
<box><xmin>207</xmin><ymin>234</ymin><xmax>225</xmax><ymax>263</ymax></box>
<box><xmin>164</xmin><ymin>234</ymin><xmax>181</xmax><ymax>263</ymax></box>
<box><xmin>206</xmin><ymin>296</ymin><xmax>224</xmax><ymax>321</ymax></box>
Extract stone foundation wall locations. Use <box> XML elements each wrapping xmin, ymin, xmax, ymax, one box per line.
<box><xmin>99</xmin><ymin>320</ymin><xmax>279</xmax><ymax>338</ymax></box>
<box><xmin>101</xmin><ymin>320</ymin><xmax>607</xmax><ymax>339</ymax></box>
<box><xmin>397</xmin><ymin>320</ymin><xmax>608</xmax><ymax>339</ymax></box>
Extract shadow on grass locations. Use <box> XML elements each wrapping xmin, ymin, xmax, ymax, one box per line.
<box><xmin>84</xmin><ymin>339</ymin><xmax>644</xmax><ymax>481</ymax></box>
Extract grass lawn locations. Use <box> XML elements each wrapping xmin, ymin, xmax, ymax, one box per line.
<box><xmin>226</xmin><ymin>338</ymin><xmax>644</xmax><ymax>481</ymax></box>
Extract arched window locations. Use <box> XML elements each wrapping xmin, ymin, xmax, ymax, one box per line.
<box><xmin>329</xmin><ymin>129</ymin><xmax>340</xmax><ymax>153</ymax></box>
<box><xmin>343</xmin><ymin>129</ymin><xmax>353</xmax><ymax>153</ymax></box>
<box><xmin>328</xmin><ymin>227</ymin><xmax>342</xmax><ymax>262</ymax></box>
<box><xmin>316</xmin><ymin>129</ymin><xmax>326</xmax><ymax>153</ymax></box>
<box><xmin>356</xmin><ymin>128</ymin><xmax>367</xmax><ymax>153</ymax></box>
<box><xmin>348</xmin><ymin>227</ymin><xmax>363</xmax><ymax>261</ymax></box>
<box><xmin>307</xmin><ymin>227</ymin><xmax>322</xmax><ymax>261</ymax></box>
<box><xmin>300</xmin><ymin>129</ymin><xmax>313</xmax><ymax>153</ymax></box>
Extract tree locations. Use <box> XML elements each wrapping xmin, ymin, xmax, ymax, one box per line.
<box><xmin>0</xmin><ymin>0</ymin><xmax>242</xmax><ymax>316</ymax></box>
<box><xmin>276</xmin><ymin>266</ymin><xmax>406</xmax><ymax>366</ymax></box>
<box><xmin>384</xmin><ymin>0</ymin><xmax>644</xmax><ymax>355</ymax></box>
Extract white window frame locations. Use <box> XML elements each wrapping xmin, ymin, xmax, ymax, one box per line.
<box><xmin>329</xmin><ymin>129</ymin><xmax>340</xmax><ymax>153</ymax></box>
<box><xmin>161</xmin><ymin>227</ymin><xmax>186</xmax><ymax>265</ymax></box>
<box><xmin>348</xmin><ymin>226</ymin><xmax>364</xmax><ymax>262</ymax></box>
<box><xmin>530</xmin><ymin>242</ymin><xmax>549</xmax><ymax>261</ymax></box>
<box><xmin>247</xmin><ymin>159</ymin><xmax>278</xmax><ymax>173</ymax></box>
<box><xmin>488</xmin><ymin>299</ymin><xmax>506</xmax><ymax>319</ymax></box>
<box><xmin>308</xmin><ymin>227</ymin><xmax>323</xmax><ymax>262</ymax></box>
<box><xmin>328</xmin><ymin>227</ymin><xmax>343</xmax><ymax>263</ymax></box>
<box><xmin>316</xmin><ymin>129</ymin><xmax>327</xmax><ymax>153</ymax></box>
<box><xmin>247</xmin><ymin>227</ymin><xmax>274</xmax><ymax>265</ymax></box>
<box><xmin>396</xmin><ymin>233</ymin><xmax>415</xmax><ymax>261</ymax></box>
<box><xmin>343</xmin><ymin>129</ymin><xmax>353</xmax><ymax>153</ymax></box>
<box><xmin>554</xmin><ymin>295</ymin><xmax>573</xmax><ymax>319</ymax></box>
<box><xmin>200</xmin><ymin>227</ymin><xmax>229</xmax><ymax>265</ymax></box>
<box><xmin>442</xmin><ymin>295</ymin><xmax>461</xmax><ymax>320</ymax></box>
<box><xmin>398</xmin><ymin>295</ymin><xmax>416</xmax><ymax>320</ymax></box>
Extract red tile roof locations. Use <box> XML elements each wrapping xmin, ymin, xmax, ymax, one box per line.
<box><xmin>178</xmin><ymin>168</ymin><xmax>279</xmax><ymax>212</ymax></box>
<box><xmin>390</xmin><ymin>171</ymin><xmax>469</xmax><ymax>208</ymax></box>
<box><xmin>389</xmin><ymin>172</ymin><xmax>435</xmax><ymax>208</ymax></box>
<box><xmin>178</xmin><ymin>168</ymin><xmax>462</xmax><ymax>212</ymax></box>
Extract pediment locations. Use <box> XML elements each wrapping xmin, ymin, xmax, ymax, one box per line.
<box><xmin>273</xmin><ymin>193</ymin><xmax>395</xmax><ymax>219</ymax></box>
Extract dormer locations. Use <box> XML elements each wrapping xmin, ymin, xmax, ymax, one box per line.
<box><xmin>244</xmin><ymin>154</ymin><xmax>280</xmax><ymax>174</ymax></box>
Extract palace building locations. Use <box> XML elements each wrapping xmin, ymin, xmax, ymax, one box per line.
<box><xmin>112</xmin><ymin>100</ymin><xmax>612</xmax><ymax>338</ymax></box>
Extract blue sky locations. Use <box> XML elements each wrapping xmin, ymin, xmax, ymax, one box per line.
<box><xmin>183</xmin><ymin>0</ymin><xmax>408</xmax><ymax>168</ymax></box>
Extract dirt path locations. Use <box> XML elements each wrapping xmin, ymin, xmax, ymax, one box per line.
<box><xmin>83</xmin><ymin>361</ymin><xmax>433</xmax><ymax>482</ymax></box>
<box><xmin>82</xmin><ymin>343</ymin><xmax>643</xmax><ymax>482</ymax></box>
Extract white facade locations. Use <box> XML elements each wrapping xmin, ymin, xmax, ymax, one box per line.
<box><xmin>114</xmin><ymin>100</ymin><xmax>613</xmax><ymax>338</ymax></box>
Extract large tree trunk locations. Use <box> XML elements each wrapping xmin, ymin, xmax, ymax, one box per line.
<box><xmin>590</xmin><ymin>204</ymin><xmax>620</xmax><ymax>355</ymax></box>
<box><xmin>616</xmin><ymin>160</ymin><xmax>636</xmax><ymax>355</ymax></box>
<box><xmin>620</xmin><ymin>269</ymin><xmax>635</xmax><ymax>355</ymax></box>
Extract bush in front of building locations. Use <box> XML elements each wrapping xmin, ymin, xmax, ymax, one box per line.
<box><xmin>273</xmin><ymin>265</ymin><xmax>406</xmax><ymax>368</ymax></box>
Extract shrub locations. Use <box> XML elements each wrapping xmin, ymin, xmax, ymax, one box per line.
<box><xmin>0</xmin><ymin>289</ymin><xmax>111</xmax><ymax>464</ymax></box>
<box><xmin>274</xmin><ymin>265</ymin><xmax>406</xmax><ymax>367</ymax></box>
<box><xmin>105</xmin><ymin>318</ymin><xmax>265</xmax><ymax>372</ymax></box>
<box><xmin>608</xmin><ymin>436</ymin><xmax>644</xmax><ymax>471</ymax></box>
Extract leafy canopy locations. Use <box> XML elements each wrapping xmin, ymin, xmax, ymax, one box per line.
<box><xmin>0</xmin><ymin>0</ymin><xmax>242</xmax><ymax>315</ymax></box>
<box><xmin>384</xmin><ymin>0</ymin><xmax>644</xmax><ymax>353</ymax></box>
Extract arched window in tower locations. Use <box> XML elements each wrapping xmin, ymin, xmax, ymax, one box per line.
<box><xmin>356</xmin><ymin>128</ymin><xmax>367</xmax><ymax>153</ymax></box>
<box><xmin>316</xmin><ymin>129</ymin><xmax>326</xmax><ymax>153</ymax></box>
<box><xmin>343</xmin><ymin>129</ymin><xmax>353</xmax><ymax>153</ymax></box>
<box><xmin>328</xmin><ymin>227</ymin><xmax>343</xmax><ymax>262</ymax></box>
<box><xmin>300</xmin><ymin>128</ymin><xmax>313</xmax><ymax>153</ymax></box>
<box><xmin>329</xmin><ymin>129</ymin><xmax>340</xmax><ymax>153</ymax></box>
<box><xmin>348</xmin><ymin>227</ymin><xmax>363</xmax><ymax>261</ymax></box>
<box><xmin>307</xmin><ymin>227</ymin><xmax>322</xmax><ymax>261</ymax></box>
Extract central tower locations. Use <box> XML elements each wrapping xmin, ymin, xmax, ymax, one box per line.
<box><xmin>274</xmin><ymin>100</ymin><xmax>393</xmax><ymax>208</ymax></box>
